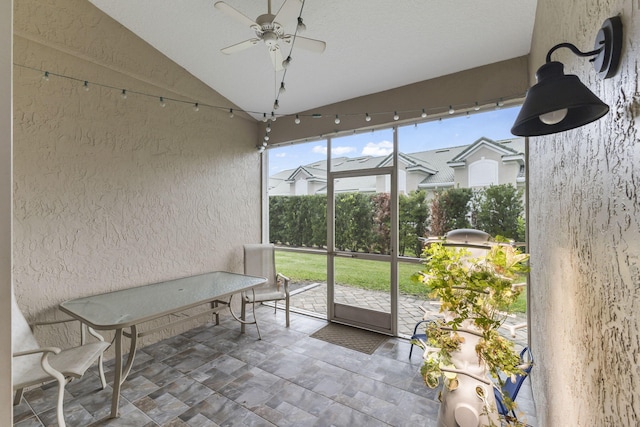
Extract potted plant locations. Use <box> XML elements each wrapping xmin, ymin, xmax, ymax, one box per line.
<box><xmin>413</xmin><ymin>232</ymin><xmax>530</xmax><ymax>427</ymax></box>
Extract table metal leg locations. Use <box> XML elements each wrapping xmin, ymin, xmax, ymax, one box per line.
<box><xmin>110</xmin><ymin>325</ymin><xmax>138</xmax><ymax>418</ymax></box>
<box><xmin>110</xmin><ymin>328</ymin><xmax>123</xmax><ymax>418</ymax></box>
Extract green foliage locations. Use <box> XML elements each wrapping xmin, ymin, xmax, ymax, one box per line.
<box><xmin>270</xmin><ymin>191</ymin><xmax>431</xmax><ymax>255</ymax></box>
<box><xmin>399</xmin><ymin>190</ymin><xmax>430</xmax><ymax>256</ymax></box>
<box><xmin>270</xmin><ymin>185</ymin><xmax>525</xmax><ymax>258</ymax></box>
<box><xmin>269</xmin><ymin>195</ymin><xmax>326</xmax><ymax>247</ymax></box>
<box><xmin>442</xmin><ymin>188</ymin><xmax>473</xmax><ymax>230</ymax></box>
<box><xmin>473</xmin><ymin>184</ymin><xmax>524</xmax><ymax>241</ymax></box>
<box><xmin>371</xmin><ymin>193</ymin><xmax>391</xmax><ymax>254</ymax></box>
<box><xmin>416</xmin><ymin>242</ymin><xmax>530</xmax><ymax>397</ymax></box>
<box><xmin>335</xmin><ymin>192</ymin><xmax>375</xmax><ymax>252</ymax></box>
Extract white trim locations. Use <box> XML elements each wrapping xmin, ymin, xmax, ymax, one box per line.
<box><xmin>419</xmin><ymin>181</ymin><xmax>455</xmax><ymax>189</ymax></box>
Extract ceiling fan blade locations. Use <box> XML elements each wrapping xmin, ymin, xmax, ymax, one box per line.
<box><xmin>214</xmin><ymin>1</ymin><xmax>260</xmax><ymax>30</ymax></box>
<box><xmin>270</xmin><ymin>46</ymin><xmax>285</xmax><ymax>71</ymax></box>
<box><xmin>293</xmin><ymin>36</ymin><xmax>326</xmax><ymax>53</ymax></box>
<box><xmin>273</xmin><ymin>0</ymin><xmax>302</xmax><ymax>26</ymax></box>
<box><xmin>220</xmin><ymin>38</ymin><xmax>261</xmax><ymax>54</ymax></box>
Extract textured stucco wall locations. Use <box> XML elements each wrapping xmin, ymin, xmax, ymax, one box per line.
<box><xmin>528</xmin><ymin>1</ymin><xmax>640</xmax><ymax>425</ymax></box>
<box><xmin>12</xmin><ymin>0</ymin><xmax>260</xmax><ymax>351</ymax></box>
<box><xmin>2</xmin><ymin>0</ymin><xmax>13</xmax><ymax>422</ymax></box>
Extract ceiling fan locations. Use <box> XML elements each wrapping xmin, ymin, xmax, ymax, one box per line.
<box><xmin>214</xmin><ymin>0</ymin><xmax>326</xmax><ymax>71</ymax></box>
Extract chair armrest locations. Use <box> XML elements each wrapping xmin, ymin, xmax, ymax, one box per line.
<box><xmin>13</xmin><ymin>346</ymin><xmax>67</xmax><ymax>386</ymax></box>
<box><xmin>13</xmin><ymin>347</ymin><xmax>61</xmax><ymax>358</ymax></box>
<box><xmin>30</xmin><ymin>318</ymin><xmax>77</xmax><ymax>327</ymax></box>
<box><xmin>277</xmin><ymin>273</ymin><xmax>290</xmax><ymax>293</ymax></box>
<box><xmin>412</xmin><ymin>319</ymin><xmax>433</xmax><ymax>335</ymax></box>
<box><xmin>31</xmin><ymin>318</ymin><xmax>106</xmax><ymax>345</ymax></box>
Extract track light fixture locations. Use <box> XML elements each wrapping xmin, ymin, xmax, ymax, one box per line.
<box><xmin>511</xmin><ymin>16</ymin><xmax>623</xmax><ymax>136</ymax></box>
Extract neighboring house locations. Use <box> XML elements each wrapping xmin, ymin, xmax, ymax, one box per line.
<box><xmin>269</xmin><ymin>137</ymin><xmax>525</xmax><ymax>197</ymax></box>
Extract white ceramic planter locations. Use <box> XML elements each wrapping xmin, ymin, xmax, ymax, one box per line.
<box><xmin>434</xmin><ymin>326</ymin><xmax>499</xmax><ymax>427</ymax></box>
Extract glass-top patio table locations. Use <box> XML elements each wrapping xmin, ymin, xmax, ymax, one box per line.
<box><xmin>59</xmin><ymin>271</ymin><xmax>266</xmax><ymax>419</ymax></box>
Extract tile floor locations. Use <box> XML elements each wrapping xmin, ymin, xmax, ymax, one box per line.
<box><xmin>13</xmin><ymin>306</ymin><xmax>537</xmax><ymax>426</ymax></box>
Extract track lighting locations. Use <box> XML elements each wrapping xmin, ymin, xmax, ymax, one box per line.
<box><xmin>512</xmin><ymin>16</ymin><xmax>623</xmax><ymax>136</ymax></box>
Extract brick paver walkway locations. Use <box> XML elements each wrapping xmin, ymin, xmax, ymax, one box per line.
<box><xmin>289</xmin><ymin>282</ymin><xmax>529</xmax><ymax>348</ymax></box>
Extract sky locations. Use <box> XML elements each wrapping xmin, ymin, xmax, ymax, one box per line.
<box><xmin>268</xmin><ymin>106</ymin><xmax>521</xmax><ymax>174</ymax></box>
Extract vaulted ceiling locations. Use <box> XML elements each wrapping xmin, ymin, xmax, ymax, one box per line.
<box><xmin>89</xmin><ymin>0</ymin><xmax>538</xmax><ymax>120</ymax></box>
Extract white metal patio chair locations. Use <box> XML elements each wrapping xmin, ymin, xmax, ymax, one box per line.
<box><xmin>12</xmin><ymin>291</ymin><xmax>109</xmax><ymax>427</ymax></box>
<box><xmin>242</xmin><ymin>243</ymin><xmax>291</xmax><ymax>330</ymax></box>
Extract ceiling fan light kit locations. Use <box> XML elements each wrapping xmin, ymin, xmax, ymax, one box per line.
<box><xmin>214</xmin><ymin>0</ymin><xmax>326</xmax><ymax>72</ymax></box>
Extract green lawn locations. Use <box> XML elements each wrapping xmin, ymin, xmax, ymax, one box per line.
<box><xmin>275</xmin><ymin>250</ymin><xmax>526</xmax><ymax>313</ymax></box>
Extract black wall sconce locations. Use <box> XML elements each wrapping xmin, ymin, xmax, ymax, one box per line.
<box><xmin>511</xmin><ymin>16</ymin><xmax>623</xmax><ymax>137</ymax></box>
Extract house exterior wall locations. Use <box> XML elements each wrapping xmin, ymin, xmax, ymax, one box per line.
<box><xmin>528</xmin><ymin>1</ymin><xmax>640</xmax><ymax>425</ymax></box>
<box><xmin>499</xmin><ymin>161</ymin><xmax>521</xmax><ymax>186</ymax></box>
<box><xmin>453</xmin><ymin>148</ymin><xmax>522</xmax><ymax>189</ymax></box>
<box><xmin>11</xmin><ymin>0</ymin><xmax>260</xmax><ymax>355</ymax></box>
<box><xmin>406</xmin><ymin>170</ymin><xmax>428</xmax><ymax>194</ymax></box>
